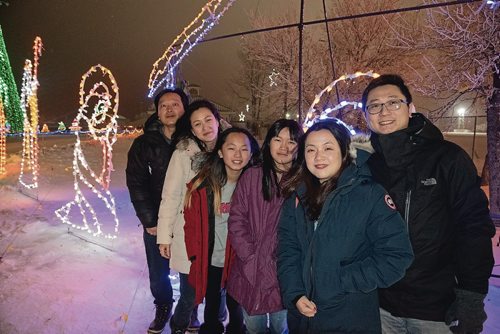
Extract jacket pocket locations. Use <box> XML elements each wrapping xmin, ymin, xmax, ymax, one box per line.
<box><xmin>313</xmin><ymin>268</ymin><xmax>345</xmax><ymax>308</ymax></box>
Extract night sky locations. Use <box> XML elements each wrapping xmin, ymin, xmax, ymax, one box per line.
<box><xmin>0</xmin><ymin>0</ymin><xmax>325</xmax><ymax>124</ymax></box>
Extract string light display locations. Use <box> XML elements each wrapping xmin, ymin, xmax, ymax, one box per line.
<box><xmin>485</xmin><ymin>0</ymin><xmax>499</xmax><ymax>9</ymax></box>
<box><xmin>303</xmin><ymin>71</ymin><xmax>380</xmax><ymax>129</ymax></box>
<box><xmin>238</xmin><ymin>111</ymin><xmax>245</xmax><ymax>122</ymax></box>
<box><xmin>55</xmin><ymin>64</ymin><xmax>120</xmax><ymax>240</ymax></box>
<box><xmin>147</xmin><ymin>0</ymin><xmax>236</xmax><ymax>97</ymax></box>
<box><xmin>18</xmin><ymin>37</ymin><xmax>43</xmax><ymax>190</ymax></box>
<box><xmin>118</xmin><ymin>127</ymin><xmax>143</xmax><ymax>136</ymax></box>
<box><xmin>57</xmin><ymin>121</ymin><xmax>66</xmax><ymax>131</ymax></box>
<box><xmin>269</xmin><ymin>69</ymin><xmax>279</xmax><ymax>87</ymax></box>
<box><xmin>0</xmin><ymin>26</ymin><xmax>23</xmax><ymax>133</ymax></box>
<box><xmin>69</xmin><ymin>118</ymin><xmax>81</xmax><ymax>132</ymax></box>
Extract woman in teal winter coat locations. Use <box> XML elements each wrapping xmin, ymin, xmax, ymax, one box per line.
<box><xmin>277</xmin><ymin>119</ymin><xmax>413</xmax><ymax>333</ymax></box>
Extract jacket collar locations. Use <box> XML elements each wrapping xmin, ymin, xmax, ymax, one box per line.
<box><xmin>143</xmin><ymin>112</ymin><xmax>162</xmax><ymax>132</ymax></box>
<box><xmin>370</xmin><ymin>113</ymin><xmax>443</xmax><ymax>169</ymax></box>
<box><xmin>143</xmin><ymin>112</ymin><xmax>172</xmax><ymax>143</ymax></box>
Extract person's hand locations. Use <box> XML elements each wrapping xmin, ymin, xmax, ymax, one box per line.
<box><xmin>296</xmin><ymin>296</ymin><xmax>317</xmax><ymax>317</ymax></box>
<box><xmin>145</xmin><ymin>227</ymin><xmax>157</xmax><ymax>236</ymax></box>
<box><xmin>445</xmin><ymin>289</ymin><xmax>487</xmax><ymax>334</ymax></box>
<box><xmin>159</xmin><ymin>244</ymin><xmax>171</xmax><ymax>259</ymax></box>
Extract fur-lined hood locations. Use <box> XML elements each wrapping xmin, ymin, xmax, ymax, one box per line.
<box><xmin>349</xmin><ymin>134</ymin><xmax>374</xmax><ymax>163</ymax></box>
<box><xmin>174</xmin><ymin>138</ymin><xmax>207</xmax><ymax>173</ymax></box>
<box><xmin>191</xmin><ymin>150</ymin><xmax>210</xmax><ymax>174</ymax></box>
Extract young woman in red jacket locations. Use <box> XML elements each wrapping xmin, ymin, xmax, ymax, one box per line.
<box><xmin>183</xmin><ymin>127</ymin><xmax>260</xmax><ymax>334</ymax></box>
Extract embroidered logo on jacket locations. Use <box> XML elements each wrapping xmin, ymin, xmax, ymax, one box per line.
<box><xmin>421</xmin><ymin>178</ymin><xmax>437</xmax><ymax>186</ymax></box>
<box><xmin>385</xmin><ymin>194</ymin><xmax>397</xmax><ymax>210</ymax></box>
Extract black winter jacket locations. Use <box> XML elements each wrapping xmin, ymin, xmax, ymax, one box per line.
<box><xmin>126</xmin><ymin>113</ymin><xmax>174</xmax><ymax>229</ymax></box>
<box><xmin>368</xmin><ymin>113</ymin><xmax>495</xmax><ymax>321</ymax></box>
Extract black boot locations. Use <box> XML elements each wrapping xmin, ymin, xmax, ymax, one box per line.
<box><xmin>199</xmin><ymin>321</ymin><xmax>225</xmax><ymax>334</ymax></box>
<box><xmin>148</xmin><ymin>304</ymin><xmax>172</xmax><ymax>334</ymax></box>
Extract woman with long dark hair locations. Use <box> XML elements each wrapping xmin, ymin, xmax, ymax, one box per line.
<box><xmin>183</xmin><ymin>127</ymin><xmax>260</xmax><ymax>334</ymax></box>
<box><xmin>277</xmin><ymin>119</ymin><xmax>413</xmax><ymax>333</ymax></box>
<box><xmin>157</xmin><ymin>99</ymin><xmax>223</xmax><ymax>333</ymax></box>
<box><xmin>227</xmin><ymin>119</ymin><xmax>303</xmax><ymax>334</ymax></box>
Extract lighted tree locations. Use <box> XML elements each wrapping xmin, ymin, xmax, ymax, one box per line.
<box><xmin>389</xmin><ymin>1</ymin><xmax>500</xmax><ymax>222</ymax></box>
<box><xmin>0</xmin><ymin>95</ymin><xmax>6</xmax><ymax>174</ymax></box>
<box><xmin>229</xmin><ymin>48</ymin><xmax>268</xmax><ymax>134</ymax></box>
<box><xmin>0</xmin><ymin>26</ymin><xmax>23</xmax><ymax>133</ymax></box>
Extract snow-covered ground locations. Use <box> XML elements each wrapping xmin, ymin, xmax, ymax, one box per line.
<box><xmin>0</xmin><ymin>135</ymin><xmax>499</xmax><ymax>333</ymax></box>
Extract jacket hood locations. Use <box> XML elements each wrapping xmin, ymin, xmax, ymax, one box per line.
<box><xmin>191</xmin><ymin>150</ymin><xmax>210</xmax><ymax>174</ymax></box>
<box><xmin>144</xmin><ymin>112</ymin><xmax>163</xmax><ymax>133</ymax></box>
<box><xmin>408</xmin><ymin>113</ymin><xmax>443</xmax><ymax>141</ymax></box>
<box><xmin>349</xmin><ymin>134</ymin><xmax>373</xmax><ymax>161</ymax></box>
<box><xmin>338</xmin><ymin>147</ymin><xmax>372</xmax><ymax>186</ymax></box>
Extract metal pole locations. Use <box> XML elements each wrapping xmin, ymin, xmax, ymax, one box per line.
<box><xmin>471</xmin><ymin>115</ymin><xmax>477</xmax><ymax>161</ymax></box>
<box><xmin>298</xmin><ymin>0</ymin><xmax>305</xmax><ymax>124</ymax></box>
<box><xmin>322</xmin><ymin>0</ymin><xmax>340</xmax><ymax>104</ymax></box>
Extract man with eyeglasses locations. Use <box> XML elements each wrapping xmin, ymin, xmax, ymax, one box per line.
<box><xmin>362</xmin><ymin>74</ymin><xmax>495</xmax><ymax>334</ymax></box>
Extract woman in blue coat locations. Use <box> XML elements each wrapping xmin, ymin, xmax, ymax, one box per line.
<box><xmin>277</xmin><ymin>119</ymin><xmax>413</xmax><ymax>333</ymax></box>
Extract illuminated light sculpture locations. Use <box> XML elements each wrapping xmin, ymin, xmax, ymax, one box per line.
<box><xmin>147</xmin><ymin>0</ymin><xmax>236</xmax><ymax>97</ymax></box>
<box><xmin>238</xmin><ymin>111</ymin><xmax>245</xmax><ymax>122</ymax></box>
<box><xmin>269</xmin><ymin>69</ymin><xmax>279</xmax><ymax>87</ymax></box>
<box><xmin>485</xmin><ymin>0</ymin><xmax>499</xmax><ymax>9</ymax></box>
<box><xmin>69</xmin><ymin>117</ymin><xmax>81</xmax><ymax>132</ymax></box>
<box><xmin>0</xmin><ymin>93</ymin><xmax>6</xmax><ymax>174</ymax></box>
<box><xmin>57</xmin><ymin>121</ymin><xmax>66</xmax><ymax>131</ymax></box>
<box><xmin>18</xmin><ymin>37</ymin><xmax>43</xmax><ymax>190</ymax></box>
<box><xmin>303</xmin><ymin>71</ymin><xmax>380</xmax><ymax>129</ymax></box>
<box><xmin>118</xmin><ymin>126</ymin><xmax>143</xmax><ymax>137</ymax></box>
<box><xmin>55</xmin><ymin>64</ymin><xmax>120</xmax><ymax>240</ymax></box>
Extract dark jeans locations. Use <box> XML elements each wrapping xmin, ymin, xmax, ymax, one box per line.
<box><xmin>170</xmin><ymin>273</ymin><xmax>196</xmax><ymax>330</ymax></box>
<box><xmin>143</xmin><ymin>229</ymin><xmax>173</xmax><ymax>306</ymax></box>
<box><xmin>200</xmin><ymin>265</ymin><xmax>245</xmax><ymax>334</ymax></box>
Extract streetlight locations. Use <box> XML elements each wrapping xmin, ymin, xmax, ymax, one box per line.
<box><xmin>456</xmin><ymin>107</ymin><xmax>465</xmax><ymax>130</ymax></box>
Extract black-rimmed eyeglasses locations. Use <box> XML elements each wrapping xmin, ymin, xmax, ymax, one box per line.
<box><xmin>365</xmin><ymin>99</ymin><xmax>408</xmax><ymax>115</ymax></box>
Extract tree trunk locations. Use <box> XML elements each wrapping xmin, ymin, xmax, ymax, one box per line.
<box><xmin>487</xmin><ymin>66</ymin><xmax>500</xmax><ymax>226</ymax></box>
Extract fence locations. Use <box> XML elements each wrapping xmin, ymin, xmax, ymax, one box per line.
<box><xmin>430</xmin><ymin>115</ymin><xmax>487</xmax><ymax>170</ymax></box>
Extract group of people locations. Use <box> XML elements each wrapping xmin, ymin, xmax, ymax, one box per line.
<box><xmin>126</xmin><ymin>74</ymin><xmax>495</xmax><ymax>334</ymax></box>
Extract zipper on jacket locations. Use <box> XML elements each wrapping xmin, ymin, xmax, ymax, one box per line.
<box><xmin>299</xmin><ymin>179</ymin><xmax>355</xmax><ymax>334</ymax></box>
<box><xmin>404</xmin><ymin>190</ymin><xmax>412</xmax><ymax>228</ymax></box>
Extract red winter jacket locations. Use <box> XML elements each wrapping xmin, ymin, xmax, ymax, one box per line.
<box><xmin>183</xmin><ymin>182</ymin><xmax>235</xmax><ymax>305</ymax></box>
